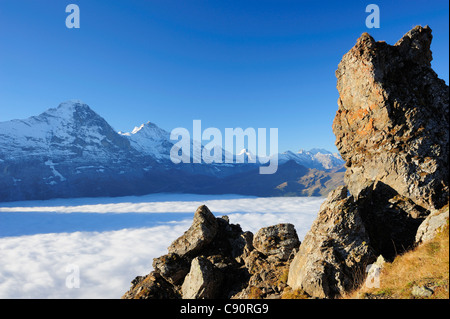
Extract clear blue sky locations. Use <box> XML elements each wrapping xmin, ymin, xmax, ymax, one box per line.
<box><xmin>0</xmin><ymin>0</ymin><xmax>448</xmax><ymax>153</ymax></box>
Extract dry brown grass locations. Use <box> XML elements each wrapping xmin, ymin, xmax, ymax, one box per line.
<box><xmin>344</xmin><ymin>217</ymin><xmax>449</xmax><ymax>299</ymax></box>
<box><xmin>247</xmin><ymin>286</ymin><xmax>264</xmax><ymax>299</ymax></box>
<box><xmin>281</xmin><ymin>287</ymin><xmax>310</xmax><ymax>299</ymax></box>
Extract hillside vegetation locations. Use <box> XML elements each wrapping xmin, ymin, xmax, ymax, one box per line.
<box><xmin>346</xmin><ymin>206</ymin><xmax>449</xmax><ymax>299</ymax></box>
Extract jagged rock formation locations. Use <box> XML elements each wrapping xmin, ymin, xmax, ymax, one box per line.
<box><xmin>288</xmin><ymin>26</ymin><xmax>449</xmax><ymax>298</ymax></box>
<box><xmin>167</xmin><ymin>205</ymin><xmax>219</xmax><ymax>257</ymax></box>
<box><xmin>252</xmin><ymin>224</ymin><xmax>300</xmax><ymax>261</ymax></box>
<box><xmin>122</xmin><ymin>206</ymin><xmax>300</xmax><ymax>299</ymax></box>
<box><xmin>233</xmin><ymin>224</ymin><xmax>299</xmax><ymax>299</ymax></box>
<box><xmin>333</xmin><ymin>25</ymin><xmax>449</xmax><ymax>211</ymax></box>
<box><xmin>287</xmin><ymin>186</ymin><xmax>376</xmax><ymax>298</ymax></box>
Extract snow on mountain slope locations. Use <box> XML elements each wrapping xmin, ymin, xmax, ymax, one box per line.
<box><xmin>0</xmin><ymin>100</ymin><xmax>344</xmax><ymax>172</ymax></box>
<box><xmin>0</xmin><ymin>100</ymin><xmax>133</xmax><ymax>161</ymax></box>
<box><xmin>278</xmin><ymin>149</ymin><xmax>344</xmax><ymax>170</ymax></box>
<box><xmin>0</xmin><ymin>100</ymin><xmax>345</xmax><ymax>202</ymax></box>
<box><xmin>0</xmin><ymin>100</ymin><xmax>156</xmax><ymax>202</ymax></box>
<box><xmin>119</xmin><ymin>122</ymin><xmax>174</xmax><ymax>162</ymax></box>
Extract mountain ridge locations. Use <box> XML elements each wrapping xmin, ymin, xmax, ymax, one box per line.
<box><xmin>0</xmin><ymin>100</ymin><xmax>344</xmax><ymax>202</ymax></box>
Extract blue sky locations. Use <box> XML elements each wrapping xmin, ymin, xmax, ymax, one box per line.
<box><xmin>0</xmin><ymin>0</ymin><xmax>448</xmax><ymax>153</ymax></box>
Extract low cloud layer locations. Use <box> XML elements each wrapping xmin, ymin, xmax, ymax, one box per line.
<box><xmin>0</xmin><ymin>194</ymin><xmax>323</xmax><ymax>298</ymax></box>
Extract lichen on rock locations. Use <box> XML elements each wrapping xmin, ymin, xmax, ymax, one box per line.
<box><xmin>333</xmin><ymin>25</ymin><xmax>449</xmax><ymax>211</ymax></box>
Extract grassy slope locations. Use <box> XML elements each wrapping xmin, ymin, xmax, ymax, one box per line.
<box><xmin>345</xmin><ymin>209</ymin><xmax>449</xmax><ymax>299</ymax></box>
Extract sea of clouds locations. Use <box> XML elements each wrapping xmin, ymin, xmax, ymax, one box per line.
<box><xmin>0</xmin><ymin>194</ymin><xmax>324</xmax><ymax>299</ymax></box>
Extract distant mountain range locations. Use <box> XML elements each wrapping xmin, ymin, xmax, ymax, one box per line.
<box><xmin>0</xmin><ymin>100</ymin><xmax>344</xmax><ymax>202</ymax></box>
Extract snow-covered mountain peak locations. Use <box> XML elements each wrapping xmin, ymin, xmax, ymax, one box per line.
<box><xmin>131</xmin><ymin>124</ymin><xmax>146</xmax><ymax>135</ymax></box>
<box><xmin>0</xmin><ymin>101</ymin><xmax>347</xmax><ymax>202</ymax></box>
<box><xmin>236</xmin><ymin>148</ymin><xmax>256</xmax><ymax>161</ymax></box>
<box><xmin>279</xmin><ymin>148</ymin><xmax>344</xmax><ymax>170</ymax></box>
<box><xmin>282</xmin><ymin>150</ymin><xmax>297</xmax><ymax>156</ymax></box>
<box><xmin>120</xmin><ymin>122</ymin><xmax>169</xmax><ymax>139</ymax></box>
<box><xmin>237</xmin><ymin>148</ymin><xmax>249</xmax><ymax>155</ymax></box>
<box><xmin>58</xmin><ymin>99</ymin><xmax>87</xmax><ymax>108</ymax></box>
<box><xmin>126</xmin><ymin>122</ymin><xmax>159</xmax><ymax>135</ymax></box>
<box><xmin>308</xmin><ymin>148</ymin><xmax>333</xmax><ymax>155</ymax></box>
<box><xmin>297</xmin><ymin>148</ymin><xmax>332</xmax><ymax>155</ymax></box>
<box><xmin>0</xmin><ymin>100</ymin><xmax>131</xmax><ymax>161</ymax></box>
<box><xmin>119</xmin><ymin>121</ymin><xmax>173</xmax><ymax>162</ymax></box>
<box><xmin>40</xmin><ymin>100</ymin><xmax>95</xmax><ymax>123</ymax></box>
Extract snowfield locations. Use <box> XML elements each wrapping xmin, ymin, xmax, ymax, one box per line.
<box><xmin>0</xmin><ymin>194</ymin><xmax>324</xmax><ymax>299</ymax></box>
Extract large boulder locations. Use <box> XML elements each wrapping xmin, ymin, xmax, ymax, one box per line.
<box><xmin>253</xmin><ymin>223</ymin><xmax>300</xmax><ymax>261</ymax></box>
<box><xmin>168</xmin><ymin>205</ymin><xmax>218</xmax><ymax>257</ymax></box>
<box><xmin>333</xmin><ymin>25</ymin><xmax>449</xmax><ymax>211</ymax></box>
<box><xmin>152</xmin><ymin>253</ymin><xmax>190</xmax><ymax>285</ymax></box>
<box><xmin>287</xmin><ymin>186</ymin><xmax>376</xmax><ymax>298</ymax></box>
<box><xmin>233</xmin><ymin>224</ymin><xmax>300</xmax><ymax>299</ymax></box>
<box><xmin>181</xmin><ymin>256</ymin><xmax>223</xmax><ymax>299</ymax></box>
<box><xmin>287</xmin><ymin>176</ymin><xmax>430</xmax><ymax>299</ymax></box>
<box><xmin>415</xmin><ymin>205</ymin><xmax>449</xmax><ymax>244</ymax></box>
<box><xmin>234</xmin><ymin>249</ymin><xmax>291</xmax><ymax>299</ymax></box>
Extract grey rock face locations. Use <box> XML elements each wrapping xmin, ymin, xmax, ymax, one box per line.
<box><xmin>287</xmin><ymin>25</ymin><xmax>449</xmax><ymax>299</ymax></box>
<box><xmin>168</xmin><ymin>205</ymin><xmax>218</xmax><ymax>257</ymax></box>
<box><xmin>152</xmin><ymin>253</ymin><xmax>190</xmax><ymax>285</ymax></box>
<box><xmin>121</xmin><ymin>271</ymin><xmax>180</xmax><ymax>299</ymax></box>
<box><xmin>333</xmin><ymin>25</ymin><xmax>449</xmax><ymax>211</ymax></box>
<box><xmin>253</xmin><ymin>223</ymin><xmax>300</xmax><ymax>261</ymax></box>
<box><xmin>356</xmin><ymin>181</ymin><xmax>428</xmax><ymax>260</ymax></box>
<box><xmin>287</xmin><ymin>186</ymin><xmax>376</xmax><ymax>298</ymax></box>
<box><xmin>415</xmin><ymin>206</ymin><xmax>449</xmax><ymax>244</ymax></box>
<box><xmin>181</xmin><ymin>257</ymin><xmax>223</xmax><ymax>299</ymax></box>
<box><xmin>411</xmin><ymin>285</ymin><xmax>434</xmax><ymax>298</ymax></box>
<box><xmin>287</xmin><ymin>178</ymin><xmax>430</xmax><ymax>298</ymax></box>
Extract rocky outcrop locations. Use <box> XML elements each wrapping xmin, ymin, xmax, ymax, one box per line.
<box><xmin>122</xmin><ymin>206</ymin><xmax>300</xmax><ymax>299</ymax></box>
<box><xmin>181</xmin><ymin>256</ymin><xmax>223</xmax><ymax>299</ymax></box>
<box><xmin>167</xmin><ymin>205</ymin><xmax>219</xmax><ymax>257</ymax></box>
<box><xmin>123</xmin><ymin>25</ymin><xmax>448</xmax><ymax>301</ymax></box>
<box><xmin>415</xmin><ymin>205</ymin><xmax>449</xmax><ymax>244</ymax></box>
<box><xmin>288</xmin><ymin>25</ymin><xmax>449</xmax><ymax>299</ymax></box>
<box><xmin>233</xmin><ymin>224</ymin><xmax>300</xmax><ymax>299</ymax></box>
<box><xmin>333</xmin><ymin>25</ymin><xmax>449</xmax><ymax>211</ymax></box>
<box><xmin>253</xmin><ymin>224</ymin><xmax>300</xmax><ymax>261</ymax></box>
<box><xmin>287</xmin><ymin>186</ymin><xmax>376</xmax><ymax>298</ymax></box>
